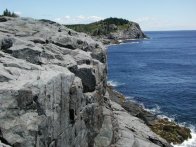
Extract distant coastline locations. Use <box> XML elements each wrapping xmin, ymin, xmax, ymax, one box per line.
<box><xmin>66</xmin><ymin>17</ymin><xmax>147</xmax><ymax>45</ymax></box>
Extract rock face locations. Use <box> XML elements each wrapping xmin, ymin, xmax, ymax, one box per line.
<box><xmin>0</xmin><ymin>16</ymin><xmax>106</xmax><ymax>147</ymax></box>
<box><xmin>106</xmin><ymin>22</ymin><xmax>146</xmax><ymax>40</ymax></box>
<box><xmin>0</xmin><ymin>16</ymin><xmax>170</xmax><ymax>147</ymax></box>
<box><xmin>105</xmin><ymin>87</ymin><xmax>172</xmax><ymax>147</ymax></box>
<box><xmin>97</xmin><ymin>22</ymin><xmax>147</xmax><ymax>45</ymax></box>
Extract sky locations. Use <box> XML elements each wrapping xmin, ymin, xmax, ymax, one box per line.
<box><xmin>0</xmin><ymin>0</ymin><xmax>196</xmax><ymax>31</ymax></box>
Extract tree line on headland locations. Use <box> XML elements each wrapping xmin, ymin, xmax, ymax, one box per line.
<box><xmin>1</xmin><ymin>9</ymin><xmax>19</xmax><ymax>17</ymax></box>
<box><xmin>66</xmin><ymin>17</ymin><xmax>132</xmax><ymax>36</ymax></box>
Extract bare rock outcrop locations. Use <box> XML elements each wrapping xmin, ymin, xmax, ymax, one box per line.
<box><xmin>0</xmin><ymin>16</ymin><xmax>171</xmax><ymax>147</ymax></box>
<box><xmin>0</xmin><ymin>16</ymin><xmax>106</xmax><ymax>147</ymax></box>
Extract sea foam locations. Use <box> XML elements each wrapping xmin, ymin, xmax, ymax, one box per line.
<box><xmin>172</xmin><ymin>125</ymin><xmax>196</xmax><ymax>147</ymax></box>
<box><xmin>107</xmin><ymin>80</ymin><xmax>125</xmax><ymax>87</ymax></box>
<box><xmin>133</xmin><ymin>101</ymin><xmax>196</xmax><ymax>147</ymax></box>
<box><xmin>145</xmin><ymin>106</ymin><xmax>196</xmax><ymax>147</ymax></box>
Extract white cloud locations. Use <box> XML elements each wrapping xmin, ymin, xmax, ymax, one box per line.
<box><xmin>135</xmin><ymin>17</ymin><xmax>156</xmax><ymax>23</ymax></box>
<box><xmin>133</xmin><ymin>16</ymin><xmax>196</xmax><ymax>31</ymax></box>
<box><xmin>14</xmin><ymin>11</ymin><xmax>22</xmax><ymax>16</ymax></box>
<box><xmin>54</xmin><ymin>15</ymin><xmax>196</xmax><ymax>30</ymax></box>
<box><xmin>54</xmin><ymin>15</ymin><xmax>104</xmax><ymax>24</ymax></box>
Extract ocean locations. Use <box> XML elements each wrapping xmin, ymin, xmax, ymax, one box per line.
<box><xmin>107</xmin><ymin>30</ymin><xmax>196</xmax><ymax>147</ymax></box>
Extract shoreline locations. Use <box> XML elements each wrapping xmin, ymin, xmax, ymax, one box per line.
<box><xmin>105</xmin><ymin>37</ymin><xmax>195</xmax><ymax>146</ymax></box>
<box><xmin>1</xmin><ymin>16</ymin><xmax>194</xmax><ymax>147</ymax></box>
<box><xmin>107</xmin><ymin>82</ymin><xmax>194</xmax><ymax>146</ymax></box>
<box><xmin>103</xmin><ymin>37</ymin><xmax>150</xmax><ymax>50</ymax></box>
<box><xmin>92</xmin><ymin>34</ymin><xmax>149</xmax><ymax>48</ymax></box>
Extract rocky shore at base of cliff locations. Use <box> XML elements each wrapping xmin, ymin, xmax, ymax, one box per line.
<box><xmin>0</xmin><ymin>16</ymin><xmax>191</xmax><ymax>147</ymax></box>
<box><xmin>91</xmin><ymin>21</ymin><xmax>148</xmax><ymax>45</ymax></box>
<box><xmin>107</xmin><ymin>85</ymin><xmax>192</xmax><ymax>145</ymax></box>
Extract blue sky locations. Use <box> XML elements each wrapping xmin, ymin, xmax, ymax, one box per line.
<box><xmin>0</xmin><ymin>0</ymin><xmax>196</xmax><ymax>31</ymax></box>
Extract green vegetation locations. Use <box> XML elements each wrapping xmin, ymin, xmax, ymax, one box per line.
<box><xmin>99</xmin><ymin>17</ymin><xmax>129</xmax><ymax>25</ymax></box>
<box><xmin>66</xmin><ymin>17</ymin><xmax>132</xmax><ymax>36</ymax></box>
<box><xmin>2</xmin><ymin>9</ymin><xmax>19</xmax><ymax>17</ymax></box>
<box><xmin>150</xmin><ymin>119</ymin><xmax>191</xmax><ymax>144</ymax></box>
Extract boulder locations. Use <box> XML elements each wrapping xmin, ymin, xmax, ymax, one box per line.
<box><xmin>0</xmin><ymin>16</ymin><xmax>10</xmax><ymax>22</ymax></box>
<box><xmin>0</xmin><ymin>36</ymin><xmax>13</xmax><ymax>51</ymax></box>
<box><xmin>76</xmin><ymin>65</ymin><xmax>96</xmax><ymax>92</ymax></box>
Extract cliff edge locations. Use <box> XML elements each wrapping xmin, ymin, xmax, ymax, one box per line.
<box><xmin>0</xmin><ymin>16</ymin><xmax>170</xmax><ymax>147</ymax></box>
<box><xmin>66</xmin><ymin>17</ymin><xmax>147</xmax><ymax>45</ymax></box>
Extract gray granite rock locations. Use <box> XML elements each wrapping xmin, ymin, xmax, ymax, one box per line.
<box><xmin>0</xmin><ymin>16</ymin><xmax>106</xmax><ymax>147</ymax></box>
<box><xmin>108</xmin><ymin>22</ymin><xmax>146</xmax><ymax>40</ymax></box>
<box><xmin>109</xmin><ymin>101</ymin><xmax>172</xmax><ymax>147</ymax></box>
<box><xmin>0</xmin><ymin>16</ymin><xmax>171</xmax><ymax>147</ymax></box>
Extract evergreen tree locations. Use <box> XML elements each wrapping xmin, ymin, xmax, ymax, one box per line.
<box><xmin>7</xmin><ymin>11</ymin><xmax>11</xmax><ymax>16</ymax></box>
<box><xmin>2</xmin><ymin>9</ymin><xmax>18</xmax><ymax>17</ymax></box>
<box><xmin>3</xmin><ymin>9</ymin><xmax>9</xmax><ymax>16</ymax></box>
<box><xmin>11</xmin><ymin>12</ymin><xmax>18</xmax><ymax>17</ymax></box>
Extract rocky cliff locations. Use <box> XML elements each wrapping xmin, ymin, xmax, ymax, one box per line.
<box><xmin>0</xmin><ymin>16</ymin><xmax>171</xmax><ymax>147</ymax></box>
<box><xmin>66</xmin><ymin>17</ymin><xmax>147</xmax><ymax>45</ymax></box>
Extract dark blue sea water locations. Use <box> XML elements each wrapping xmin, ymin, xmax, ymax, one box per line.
<box><xmin>107</xmin><ymin>31</ymin><xmax>196</xmax><ymax>146</ymax></box>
